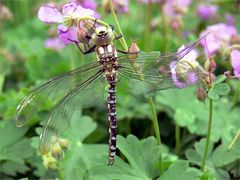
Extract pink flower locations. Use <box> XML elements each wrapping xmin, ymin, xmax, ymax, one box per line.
<box><xmin>38</xmin><ymin>3</ymin><xmax>95</xmax><ymax>45</ymax></box>
<box><xmin>44</xmin><ymin>37</ymin><xmax>65</xmax><ymax>51</ymax></box>
<box><xmin>138</xmin><ymin>0</ymin><xmax>164</xmax><ymax>4</ymax></box>
<box><xmin>70</xmin><ymin>0</ymin><xmax>97</xmax><ymax>11</ymax></box>
<box><xmin>163</xmin><ymin>0</ymin><xmax>191</xmax><ymax>31</ymax></box>
<box><xmin>230</xmin><ymin>50</ymin><xmax>240</xmax><ymax>79</ymax></box>
<box><xmin>200</xmin><ymin>23</ymin><xmax>237</xmax><ymax>55</ymax></box>
<box><xmin>197</xmin><ymin>4</ymin><xmax>217</xmax><ymax>20</ymax></box>
<box><xmin>163</xmin><ymin>0</ymin><xmax>191</xmax><ymax>17</ymax></box>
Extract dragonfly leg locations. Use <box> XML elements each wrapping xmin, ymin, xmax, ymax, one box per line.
<box><xmin>117</xmin><ymin>49</ymin><xmax>140</xmax><ymax>55</ymax></box>
<box><xmin>68</xmin><ymin>39</ymin><xmax>96</xmax><ymax>55</ymax></box>
<box><xmin>114</xmin><ymin>34</ymin><xmax>122</xmax><ymax>41</ymax></box>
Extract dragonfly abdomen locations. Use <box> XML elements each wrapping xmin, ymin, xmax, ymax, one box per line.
<box><xmin>107</xmin><ymin>75</ymin><xmax>117</xmax><ymax>165</ymax></box>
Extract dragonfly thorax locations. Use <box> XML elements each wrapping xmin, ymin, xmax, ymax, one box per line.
<box><xmin>96</xmin><ymin>44</ymin><xmax>118</xmax><ymax>78</ymax></box>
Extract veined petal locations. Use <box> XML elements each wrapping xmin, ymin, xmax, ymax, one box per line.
<box><xmin>58</xmin><ymin>25</ymin><xmax>79</xmax><ymax>45</ymax></box>
<box><xmin>62</xmin><ymin>2</ymin><xmax>77</xmax><ymax>15</ymax></box>
<box><xmin>38</xmin><ymin>5</ymin><xmax>63</xmax><ymax>23</ymax></box>
<box><xmin>74</xmin><ymin>5</ymin><xmax>95</xmax><ymax>17</ymax></box>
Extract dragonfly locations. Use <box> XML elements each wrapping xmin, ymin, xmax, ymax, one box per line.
<box><xmin>15</xmin><ymin>20</ymin><xmax>207</xmax><ymax>166</ymax></box>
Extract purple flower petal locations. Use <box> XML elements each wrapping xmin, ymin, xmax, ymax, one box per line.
<box><xmin>45</xmin><ymin>37</ymin><xmax>65</xmax><ymax>51</ymax></box>
<box><xmin>81</xmin><ymin>0</ymin><xmax>97</xmax><ymax>10</ymax></box>
<box><xmin>231</xmin><ymin>50</ymin><xmax>240</xmax><ymax>79</ymax></box>
<box><xmin>58</xmin><ymin>25</ymin><xmax>79</xmax><ymax>45</ymax></box>
<box><xmin>74</xmin><ymin>5</ymin><xmax>95</xmax><ymax>17</ymax></box>
<box><xmin>200</xmin><ymin>23</ymin><xmax>237</xmax><ymax>55</ymax></box>
<box><xmin>38</xmin><ymin>6</ymin><xmax>63</xmax><ymax>23</ymax></box>
<box><xmin>62</xmin><ymin>2</ymin><xmax>77</xmax><ymax>15</ymax></box>
<box><xmin>197</xmin><ymin>4</ymin><xmax>217</xmax><ymax>20</ymax></box>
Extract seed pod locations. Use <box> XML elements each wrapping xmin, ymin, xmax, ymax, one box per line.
<box><xmin>175</xmin><ymin>59</ymin><xmax>207</xmax><ymax>86</ymax></box>
<box><xmin>77</xmin><ymin>28</ymin><xmax>90</xmax><ymax>43</ymax></box>
<box><xmin>196</xmin><ymin>86</ymin><xmax>207</xmax><ymax>102</ymax></box>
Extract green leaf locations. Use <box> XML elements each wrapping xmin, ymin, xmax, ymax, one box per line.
<box><xmin>157</xmin><ymin>88</ymin><xmax>240</xmax><ymax>143</ymax></box>
<box><xmin>0</xmin><ymin>120</ymin><xmax>34</xmax><ymax>163</ymax></box>
<box><xmin>158</xmin><ymin>160</ymin><xmax>199</xmax><ymax>180</ymax></box>
<box><xmin>207</xmin><ymin>88</ymin><xmax>220</xmax><ymax>101</ymax></box>
<box><xmin>117</xmin><ymin>135</ymin><xmax>161</xmax><ymax>178</ymax></box>
<box><xmin>185</xmin><ymin>138</ymin><xmax>240</xmax><ymax>180</ymax></box>
<box><xmin>211</xmin><ymin>144</ymin><xmax>240</xmax><ymax>167</ymax></box>
<box><xmin>214</xmin><ymin>75</ymin><xmax>227</xmax><ymax>85</ymax></box>
<box><xmin>58</xmin><ymin>111</ymin><xmax>108</xmax><ymax>180</ymax></box>
<box><xmin>1</xmin><ymin>161</ymin><xmax>29</xmax><ymax>176</ymax></box>
<box><xmin>185</xmin><ymin>139</ymin><xmax>213</xmax><ymax>166</ymax></box>
<box><xmin>88</xmin><ymin>135</ymin><xmax>177</xmax><ymax>179</ymax></box>
<box><xmin>214</xmin><ymin>83</ymin><xmax>230</xmax><ymax>96</ymax></box>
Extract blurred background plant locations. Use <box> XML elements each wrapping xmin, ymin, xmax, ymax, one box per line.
<box><xmin>0</xmin><ymin>0</ymin><xmax>239</xmax><ymax>179</ymax></box>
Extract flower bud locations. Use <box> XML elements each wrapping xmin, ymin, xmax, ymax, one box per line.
<box><xmin>77</xmin><ymin>28</ymin><xmax>90</xmax><ymax>43</ymax></box>
<box><xmin>128</xmin><ymin>43</ymin><xmax>141</xmax><ymax>73</ymax></box>
<box><xmin>58</xmin><ymin>138</ymin><xmax>70</xmax><ymax>151</ymax></box>
<box><xmin>43</xmin><ymin>154</ymin><xmax>59</xmax><ymax>169</ymax></box>
<box><xmin>128</xmin><ymin>42</ymin><xmax>140</xmax><ymax>59</ymax></box>
<box><xmin>204</xmin><ymin>57</ymin><xmax>216</xmax><ymax>72</ymax></box>
<box><xmin>51</xmin><ymin>143</ymin><xmax>64</xmax><ymax>160</ymax></box>
<box><xmin>196</xmin><ymin>87</ymin><xmax>207</xmax><ymax>102</ymax></box>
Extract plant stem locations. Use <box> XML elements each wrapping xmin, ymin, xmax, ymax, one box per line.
<box><xmin>228</xmin><ymin>130</ymin><xmax>240</xmax><ymax>149</ymax></box>
<box><xmin>149</xmin><ymin>97</ymin><xmax>164</xmax><ymax>174</ymax></box>
<box><xmin>175</xmin><ymin>125</ymin><xmax>180</xmax><ymax>155</ymax></box>
<box><xmin>144</xmin><ymin>1</ymin><xmax>152</xmax><ymax>52</ymax></box>
<box><xmin>201</xmin><ymin>99</ymin><xmax>213</xmax><ymax>171</ymax></box>
<box><xmin>233</xmin><ymin>81</ymin><xmax>240</xmax><ymax>106</ymax></box>
<box><xmin>0</xmin><ymin>21</ymin><xmax>4</xmax><ymax>93</ymax></box>
<box><xmin>108</xmin><ymin>0</ymin><xmax>128</xmax><ymax>51</ymax></box>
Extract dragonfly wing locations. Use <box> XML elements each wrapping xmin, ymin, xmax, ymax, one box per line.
<box><xmin>15</xmin><ymin>62</ymin><xmax>101</xmax><ymax>127</ymax></box>
<box><xmin>39</xmin><ymin>71</ymin><xmax>106</xmax><ymax>154</ymax></box>
<box><xmin>117</xmin><ymin>50</ymin><xmax>206</xmax><ymax>95</ymax></box>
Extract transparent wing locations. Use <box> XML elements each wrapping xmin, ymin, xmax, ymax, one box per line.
<box><xmin>116</xmin><ymin>37</ymin><xmax>207</xmax><ymax>95</ymax></box>
<box><xmin>15</xmin><ymin>62</ymin><xmax>101</xmax><ymax>127</ymax></box>
<box><xmin>39</xmin><ymin>70</ymin><xmax>107</xmax><ymax>153</ymax></box>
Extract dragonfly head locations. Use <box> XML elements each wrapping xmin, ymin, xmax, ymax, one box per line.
<box><xmin>92</xmin><ymin>26</ymin><xmax>115</xmax><ymax>46</ymax></box>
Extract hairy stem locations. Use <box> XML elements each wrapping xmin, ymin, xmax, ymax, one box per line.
<box><xmin>149</xmin><ymin>97</ymin><xmax>164</xmax><ymax>174</ymax></box>
<box><xmin>108</xmin><ymin>0</ymin><xmax>128</xmax><ymax>51</ymax></box>
<box><xmin>201</xmin><ymin>99</ymin><xmax>213</xmax><ymax>171</ymax></box>
<box><xmin>0</xmin><ymin>21</ymin><xmax>4</xmax><ymax>93</ymax></box>
<box><xmin>175</xmin><ymin>125</ymin><xmax>180</xmax><ymax>155</ymax></box>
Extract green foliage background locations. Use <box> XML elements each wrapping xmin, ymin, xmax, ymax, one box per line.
<box><xmin>0</xmin><ymin>0</ymin><xmax>239</xmax><ymax>179</ymax></box>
